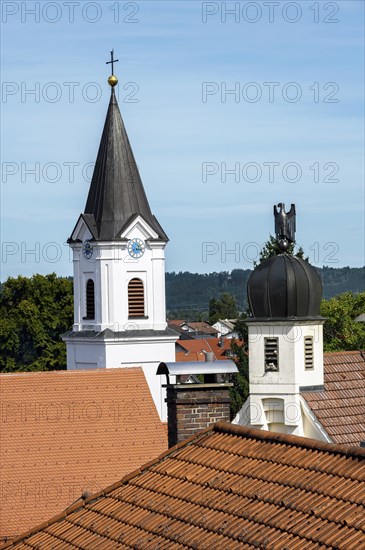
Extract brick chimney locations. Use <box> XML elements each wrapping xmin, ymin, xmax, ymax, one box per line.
<box><xmin>157</xmin><ymin>357</ymin><xmax>237</xmax><ymax>447</ymax></box>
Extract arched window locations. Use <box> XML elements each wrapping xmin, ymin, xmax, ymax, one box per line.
<box><xmin>85</xmin><ymin>279</ymin><xmax>95</xmax><ymax>319</ymax></box>
<box><xmin>128</xmin><ymin>278</ymin><xmax>145</xmax><ymax>317</ymax></box>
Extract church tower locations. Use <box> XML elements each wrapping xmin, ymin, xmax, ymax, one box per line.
<box><xmin>63</xmin><ymin>53</ymin><xmax>177</xmax><ymax>420</ymax></box>
<box><xmin>235</xmin><ymin>204</ymin><xmax>326</xmax><ymax>438</ymax></box>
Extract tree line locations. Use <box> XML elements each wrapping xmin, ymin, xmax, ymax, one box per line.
<box><xmin>166</xmin><ymin>265</ymin><xmax>364</xmax><ymax>319</ymax></box>
<box><xmin>0</xmin><ymin>273</ymin><xmax>364</xmax><ymax>374</ymax></box>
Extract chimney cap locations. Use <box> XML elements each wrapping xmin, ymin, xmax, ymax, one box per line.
<box><xmin>156</xmin><ymin>361</ymin><xmax>238</xmax><ymax>377</ymax></box>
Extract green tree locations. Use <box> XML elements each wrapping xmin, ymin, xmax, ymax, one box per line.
<box><xmin>165</xmin><ymin>267</ymin><xmax>364</xmax><ymax>317</ymax></box>
<box><xmin>255</xmin><ymin>234</ymin><xmax>307</xmax><ymax>266</ymax></box>
<box><xmin>228</xmin><ymin>310</ymin><xmax>250</xmax><ymax>418</ymax></box>
<box><xmin>234</xmin><ymin>311</ymin><xmax>249</xmax><ymax>342</ymax></box>
<box><xmin>0</xmin><ymin>274</ymin><xmax>73</xmax><ymax>372</ymax></box>
<box><xmin>209</xmin><ymin>292</ymin><xmax>239</xmax><ymax>325</ymax></box>
<box><xmin>229</xmin><ymin>337</ymin><xmax>249</xmax><ymax>419</ymax></box>
<box><xmin>321</xmin><ymin>292</ymin><xmax>365</xmax><ymax>352</ymax></box>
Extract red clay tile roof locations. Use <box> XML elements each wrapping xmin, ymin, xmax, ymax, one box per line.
<box><xmin>176</xmin><ymin>351</ymin><xmax>205</xmax><ymax>362</ymax></box>
<box><xmin>302</xmin><ymin>351</ymin><xmax>365</xmax><ymax>447</ymax></box>
<box><xmin>187</xmin><ymin>322</ymin><xmax>218</xmax><ymax>334</ymax></box>
<box><xmin>2</xmin><ymin>422</ymin><xmax>364</xmax><ymax>549</ymax></box>
<box><xmin>176</xmin><ymin>339</ymin><xmax>211</xmax><ymax>355</ymax></box>
<box><xmin>208</xmin><ymin>337</ymin><xmax>243</xmax><ymax>359</ymax></box>
<box><xmin>177</xmin><ymin>338</ymin><xmax>243</xmax><ymax>361</ymax></box>
<box><xmin>0</xmin><ymin>368</ymin><xmax>167</xmax><ymax>540</ymax></box>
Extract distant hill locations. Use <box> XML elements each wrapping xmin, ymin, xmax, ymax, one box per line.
<box><xmin>166</xmin><ymin>267</ymin><xmax>365</xmax><ymax>316</ymax></box>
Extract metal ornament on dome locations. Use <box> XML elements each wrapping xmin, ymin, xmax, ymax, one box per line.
<box><xmin>274</xmin><ymin>203</ymin><xmax>296</xmax><ymax>252</ymax></box>
<box><xmin>247</xmin><ymin>203</ymin><xmax>323</xmax><ymax>320</ymax></box>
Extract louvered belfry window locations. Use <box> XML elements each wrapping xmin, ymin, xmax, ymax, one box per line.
<box><xmin>264</xmin><ymin>337</ymin><xmax>279</xmax><ymax>372</ymax></box>
<box><xmin>304</xmin><ymin>336</ymin><xmax>314</xmax><ymax>370</ymax></box>
<box><xmin>86</xmin><ymin>279</ymin><xmax>95</xmax><ymax>319</ymax></box>
<box><xmin>128</xmin><ymin>278</ymin><xmax>145</xmax><ymax>317</ymax></box>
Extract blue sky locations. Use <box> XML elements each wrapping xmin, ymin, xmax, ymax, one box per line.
<box><xmin>1</xmin><ymin>0</ymin><xmax>364</xmax><ymax>279</ymax></box>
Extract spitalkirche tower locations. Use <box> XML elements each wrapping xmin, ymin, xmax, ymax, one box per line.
<box><xmin>63</xmin><ymin>52</ymin><xmax>177</xmax><ymax>421</ymax></box>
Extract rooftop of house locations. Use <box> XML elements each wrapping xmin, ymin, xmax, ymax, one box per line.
<box><xmin>3</xmin><ymin>421</ymin><xmax>364</xmax><ymax>549</ymax></box>
<box><xmin>213</xmin><ymin>319</ymin><xmax>238</xmax><ymax>331</ymax></box>
<box><xmin>0</xmin><ymin>367</ymin><xmax>168</xmax><ymax>540</ymax></box>
<box><xmin>301</xmin><ymin>350</ymin><xmax>365</xmax><ymax>447</ymax></box>
<box><xmin>176</xmin><ymin>337</ymin><xmax>243</xmax><ymax>361</ymax></box>
<box><xmin>168</xmin><ymin>321</ymin><xmax>218</xmax><ymax>338</ymax></box>
<box><xmin>187</xmin><ymin>322</ymin><xmax>218</xmax><ymax>334</ymax></box>
<box><xmin>167</xmin><ymin>321</ymin><xmax>195</xmax><ymax>339</ymax></box>
<box><xmin>176</xmin><ymin>351</ymin><xmax>205</xmax><ymax>362</ymax></box>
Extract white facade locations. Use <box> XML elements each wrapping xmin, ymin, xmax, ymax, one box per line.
<box><xmin>234</xmin><ymin>320</ymin><xmax>328</xmax><ymax>439</ymax></box>
<box><xmin>63</xmin><ymin>215</ymin><xmax>177</xmax><ymax>421</ymax></box>
<box><xmin>213</xmin><ymin>320</ymin><xmax>239</xmax><ymax>339</ymax></box>
<box><xmin>69</xmin><ymin>215</ymin><xmax>168</xmax><ymax>333</ymax></box>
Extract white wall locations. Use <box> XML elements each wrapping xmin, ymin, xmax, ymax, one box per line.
<box><xmin>248</xmin><ymin>321</ymin><xmax>324</xmax><ymax>394</ymax></box>
<box><xmin>233</xmin><ymin>319</ymin><xmax>326</xmax><ymax>440</ymax></box>
<box><xmin>69</xmin><ymin>217</ymin><xmax>168</xmax><ymax>333</ymax></box>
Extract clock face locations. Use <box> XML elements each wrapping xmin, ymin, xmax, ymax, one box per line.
<box><xmin>83</xmin><ymin>241</ymin><xmax>93</xmax><ymax>260</ymax></box>
<box><xmin>127</xmin><ymin>238</ymin><xmax>145</xmax><ymax>258</ymax></box>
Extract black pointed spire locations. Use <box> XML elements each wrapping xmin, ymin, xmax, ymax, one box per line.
<box><xmin>83</xmin><ymin>87</ymin><xmax>167</xmax><ymax>241</ymax></box>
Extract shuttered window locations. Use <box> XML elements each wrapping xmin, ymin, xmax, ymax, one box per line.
<box><xmin>128</xmin><ymin>278</ymin><xmax>145</xmax><ymax>317</ymax></box>
<box><xmin>264</xmin><ymin>337</ymin><xmax>279</xmax><ymax>372</ymax></box>
<box><xmin>304</xmin><ymin>336</ymin><xmax>314</xmax><ymax>370</ymax></box>
<box><xmin>86</xmin><ymin>279</ymin><xmax>95</xmax><ymax>319</ymax></box>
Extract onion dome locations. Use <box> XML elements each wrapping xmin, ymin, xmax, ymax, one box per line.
<box><xmin>247</xmin><ymin>253</ymin><xmax>323</xmax><ymax>319</ymax></box>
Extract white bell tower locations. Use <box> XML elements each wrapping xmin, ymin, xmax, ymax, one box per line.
<box><xmin>234</xmin><ymin>204</ymin><xmax>326</xmax><ymax>438</ymax></box>
<box><xmin>63</xmin><ymin>55</ymin><xmax>177</xmax><ymax>421</ymax></box>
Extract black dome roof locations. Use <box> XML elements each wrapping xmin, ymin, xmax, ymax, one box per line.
<box><xmin>247</xmin><ymin>254</ymin><xmax>323</xmax><ymax>319</ymax></box>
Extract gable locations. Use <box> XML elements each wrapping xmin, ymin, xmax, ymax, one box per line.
<box><xmin>119</xmin><ymin>214</ymin><xmax>160</xmax><ymax>241</ymax></box>
<box><xmin>69</xmin><ymin>214</ymin><xmax>95</xmax><ymax>242</ymax></box>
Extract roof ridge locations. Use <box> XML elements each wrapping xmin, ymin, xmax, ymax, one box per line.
<box><xmin>214</xmin><ymin>422</ymin><xmax>365</xmax><ymax>458</ymax></box>
<box><xmin>0</xmin><ymin>366</ymin><xmax>143</xmax><ymax>378</ymax></box>
<box><xmin>324</xmin><ymin>350</ymin><xmax>365</xmax><ymax>357</ymax></box>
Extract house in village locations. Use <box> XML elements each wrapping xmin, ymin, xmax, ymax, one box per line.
<box><xmin>167</xmin><ymin>319</ymin><xmax>197</xmax><ymax>339</ymax></box>
<box><xmin>168</xmin><ymin>319</ymin><xmax>218</xmax><ymax>339</ymax></box>
<box><xmin>213</xmin><ymin>318</ymin><xmax>240</xmax><ymax>339</ymax></box>
<box><xmin>176</xmin><ymin>337</ymin><xmax>242</xmax><ymax>362</ymax></box>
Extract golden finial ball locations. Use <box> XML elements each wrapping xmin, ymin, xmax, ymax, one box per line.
<box><xmin>108</xmin><ymin>75</ymin><xmax>118</xmax><ymax>87</ymax></box>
